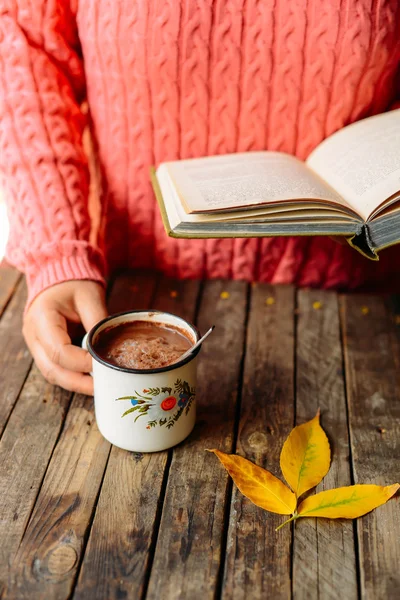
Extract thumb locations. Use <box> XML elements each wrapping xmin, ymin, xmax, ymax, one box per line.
<box><xmin>75</xmin><ymin>283</ymin><xmax>108</xmax><ymax>332</ymax></box>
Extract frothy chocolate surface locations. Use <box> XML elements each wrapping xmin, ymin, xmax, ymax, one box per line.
<box><xmin>94</xmin><ymin>320</ymin><xmax>193</xmax><ymax>370</ymax></box>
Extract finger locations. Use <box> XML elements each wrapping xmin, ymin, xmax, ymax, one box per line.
<box><xmin>34</xmin><ymin>309</ymin><xmax>92</xmax><ymax>373</ymax></box>
<box><xmin>76</xmin><ymin>287</ymin><xmax>108</xmax><ymax>333</ymax></box>
<box><xmin>30</xmin><ymin>338</ymin><xmax>94</xmax><ymax>395</ymax></box>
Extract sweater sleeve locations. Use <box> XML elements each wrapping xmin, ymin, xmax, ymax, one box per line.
<box><xmin>0</xmin><ymin>0</ymin><xmax>106</xmax><ymax>307</ymax></box>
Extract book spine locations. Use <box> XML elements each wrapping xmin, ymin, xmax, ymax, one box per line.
<box><xmin>347</xmin><ymin>224</ymin><xmax>379</xmax><ymax>261</ymax></box>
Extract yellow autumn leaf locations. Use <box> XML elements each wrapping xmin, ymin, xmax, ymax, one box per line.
<box><xmin>280</xmin><ymin>410</ymin><xmax>330</xmax><ymax>498</ymax></box>
<box><xmin>209</xmin><ymin>449</ymin><xmax>296</xmax><ymax>515</ymax></box>
<box><xmin>297</xmin><ymin>484</ymin><xmax>399</xmax><ymax>519</ymax></box>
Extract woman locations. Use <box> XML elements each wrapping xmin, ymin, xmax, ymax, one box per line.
<box><xmin>1</xmin><ymin>0</ymin><xmax>399</xmax><ymax>394</ymax></box>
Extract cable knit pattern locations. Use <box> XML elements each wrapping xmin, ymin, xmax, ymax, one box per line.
<box><xmin>1</xmin><ymin>0</ymin><xmax>400</xmax><ymax>306</ymax></box>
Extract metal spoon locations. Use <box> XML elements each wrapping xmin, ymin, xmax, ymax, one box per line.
<box><xmin>178</xmin><ymin>326</ymin><xmax>215</xmax><ymax>363</ymax></box>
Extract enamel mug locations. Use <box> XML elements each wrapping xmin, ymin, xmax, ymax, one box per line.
<box><xmin>83</xmin><ymin>310</ymin><xmax>200</xmax><ymax>452</ymax></box>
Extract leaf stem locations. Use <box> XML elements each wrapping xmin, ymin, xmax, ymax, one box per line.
<box><xmin>275</xmin><ymin>513</ymin><xmax>298</xmax><ymax>531</ymax></box>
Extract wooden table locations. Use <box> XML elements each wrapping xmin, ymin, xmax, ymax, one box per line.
<box><xmin>0</xmin><ymin>264</ymin><xmax>399</xmax><ymax>600</ymax></box>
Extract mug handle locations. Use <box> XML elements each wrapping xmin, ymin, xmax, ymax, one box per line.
<box><xmin>81</xmin><ymin>333</ymin><xmax>93</xmax><ymax>376</ymax></box>
<box><xmin>81</xmin><ymin>332</ymin><xmax>89</xmax><ymax>351</ymax></box>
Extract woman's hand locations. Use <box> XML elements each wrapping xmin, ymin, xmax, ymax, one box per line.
<box><xmin>23</xmin><ymin>281</ymin><xmax>108</xmax><ymax>395</ymax></box>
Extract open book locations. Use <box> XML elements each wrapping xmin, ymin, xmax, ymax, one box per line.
<box><xmin>151</xmin><ymin>110</ymin><xmax>400</xmax><ymax>259</ymax></box>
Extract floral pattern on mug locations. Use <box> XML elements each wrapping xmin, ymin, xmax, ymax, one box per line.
<box><xmin>115</xmin><ymin>379</ymin><xmax>195</xmax><ymax>429</ymax></box>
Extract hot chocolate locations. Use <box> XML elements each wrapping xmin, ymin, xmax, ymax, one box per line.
<box><xmin>94</xmin><ymin>320</ymin><xmax>193</xmax><ymax>370</ymax></box>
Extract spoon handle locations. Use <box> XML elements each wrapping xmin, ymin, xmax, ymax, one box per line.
<box><xmin>178</xmin><ymin>325</ymin><xmax>215</xmax><ymax>363</ymax></box>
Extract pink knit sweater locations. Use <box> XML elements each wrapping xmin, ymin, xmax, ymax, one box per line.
<box><xmin>1</xmin><ymin>1</ymin><xmax>400</xmax><ymax>306</ymax></box>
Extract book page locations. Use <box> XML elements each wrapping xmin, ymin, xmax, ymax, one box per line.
<box><xmin>156</xmin><ymin>163</ymin><xmax>356</xmax><ymax>232</ymax></box>
<box><xmin>306</xmin><ymin>110</ymin><xmax>400</xmax><ymax>221</ymax></box>
<box><xmin>165</xmin><ymin>152</ymin><xmax>348</xmax><ymax>214</ymax></box>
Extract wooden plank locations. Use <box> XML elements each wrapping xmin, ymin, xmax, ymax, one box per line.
<box><xmin>107</xmin><ymin>269</ymin><xmax>161</xmax><ymax>314</ymax></box>
<box><xmin>152</xmin><ymin>275</ymin><xmax>202</xmax><ymax>320</ymax></box>
<box><xmin>73</xmin><ymin>275</ymin><xmax>201</xmax><ymax>600</ymax></box>
<box><xmin>145</xmin><ymin>280</ymin><xmax>248</xmax><ymax>600</ymax></box>
<box><xmin>221</xmin><ymin>284</ymin><xmax>295</xmax><ymax>599</ymax></box>
<box><xmin>341</xmin><ymin>294</ymin><xmax>400</xmax><ymax>600</ymax></box>
<box><xmin>0</xmin><ymin>263</ymin><xmax>21</xmax><ymax>319</ymax></box>
<box><xmin>2</xmin><ymin>270</ymin><xmax>160</xmax><ymax>599</ymax></box>
<box><xmin>75</xmin><ymin>449</ymin><xmax>168</xmax><ymax>600</ymax></box>
<box><xmin>0</xmin><ymin>279</ymin><xmax>33</xmax><ymax>436</ymax></box>
<box><xmin>292</xmin><ymin>290</ymin><xmax>358</xmax><ymax>600</ymax></box>
<box><xmin>3</xmin><ymin>393</ymin><xmax>110</xmax><ymax>600</ymax></box>
<box><xmin>0</xmin><ymin>366</ymin><xmax>71</xmax><ymax>595</ymax></box>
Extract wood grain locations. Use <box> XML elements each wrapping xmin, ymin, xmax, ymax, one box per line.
<box><xmin>0</xmin><ymin>263</ymin><xmax>20</xmax><ymax>319</ymax></box>
<box><xmin>152</xmin><ymin>274</ymin><xmax>202</xmax><ymax>320</ymax></box>
<box><xmin>222</xmin><ymin>284</ymin><xmax>295</xmax><ymax>600</ymax></box>
<box><xmin>4</xmin><ymin>393</ymin><xmax>110</xmax><ymax>599</ymax></box>
<box><xmin>0</xmin><ymin>366</ymin><xmax>71</xmax><ymax>594</ymax></box>
<box><xmin>74</xmin><ymin>274</ymin><xmax>200</xmax><ymax>600</ymax></box>
<box><xmin>1</xmin><ymin>268</ymin><xmax>399</xmax><ymax>600</ymax></box>
<box><xmin>292</xmin><ymin>289</ymin><xmax>357</xmax><ymax>600</ymax></box>
<box><xmin>0</xmin><ymin>279</ymin><xmax>32</xmax><ymax>436</ymax></box>
<box><xmin>341</xmin><ymin>294</ymin><xmax>400</xmax><ymax>600</ymax></box>
<box><xmin>107</xmin><ymin>269</ymin><xmax>161</xmax><ymax>314</ymax></box>
<box><xmin>145</xmin><ymin>280</ymin><xmax>248</xmax><ymax>600</ymax></box>
<box><xmin>0</xmin><ymin>271</ymin><xmax>160</xmax><ymax>598</ymax></box>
